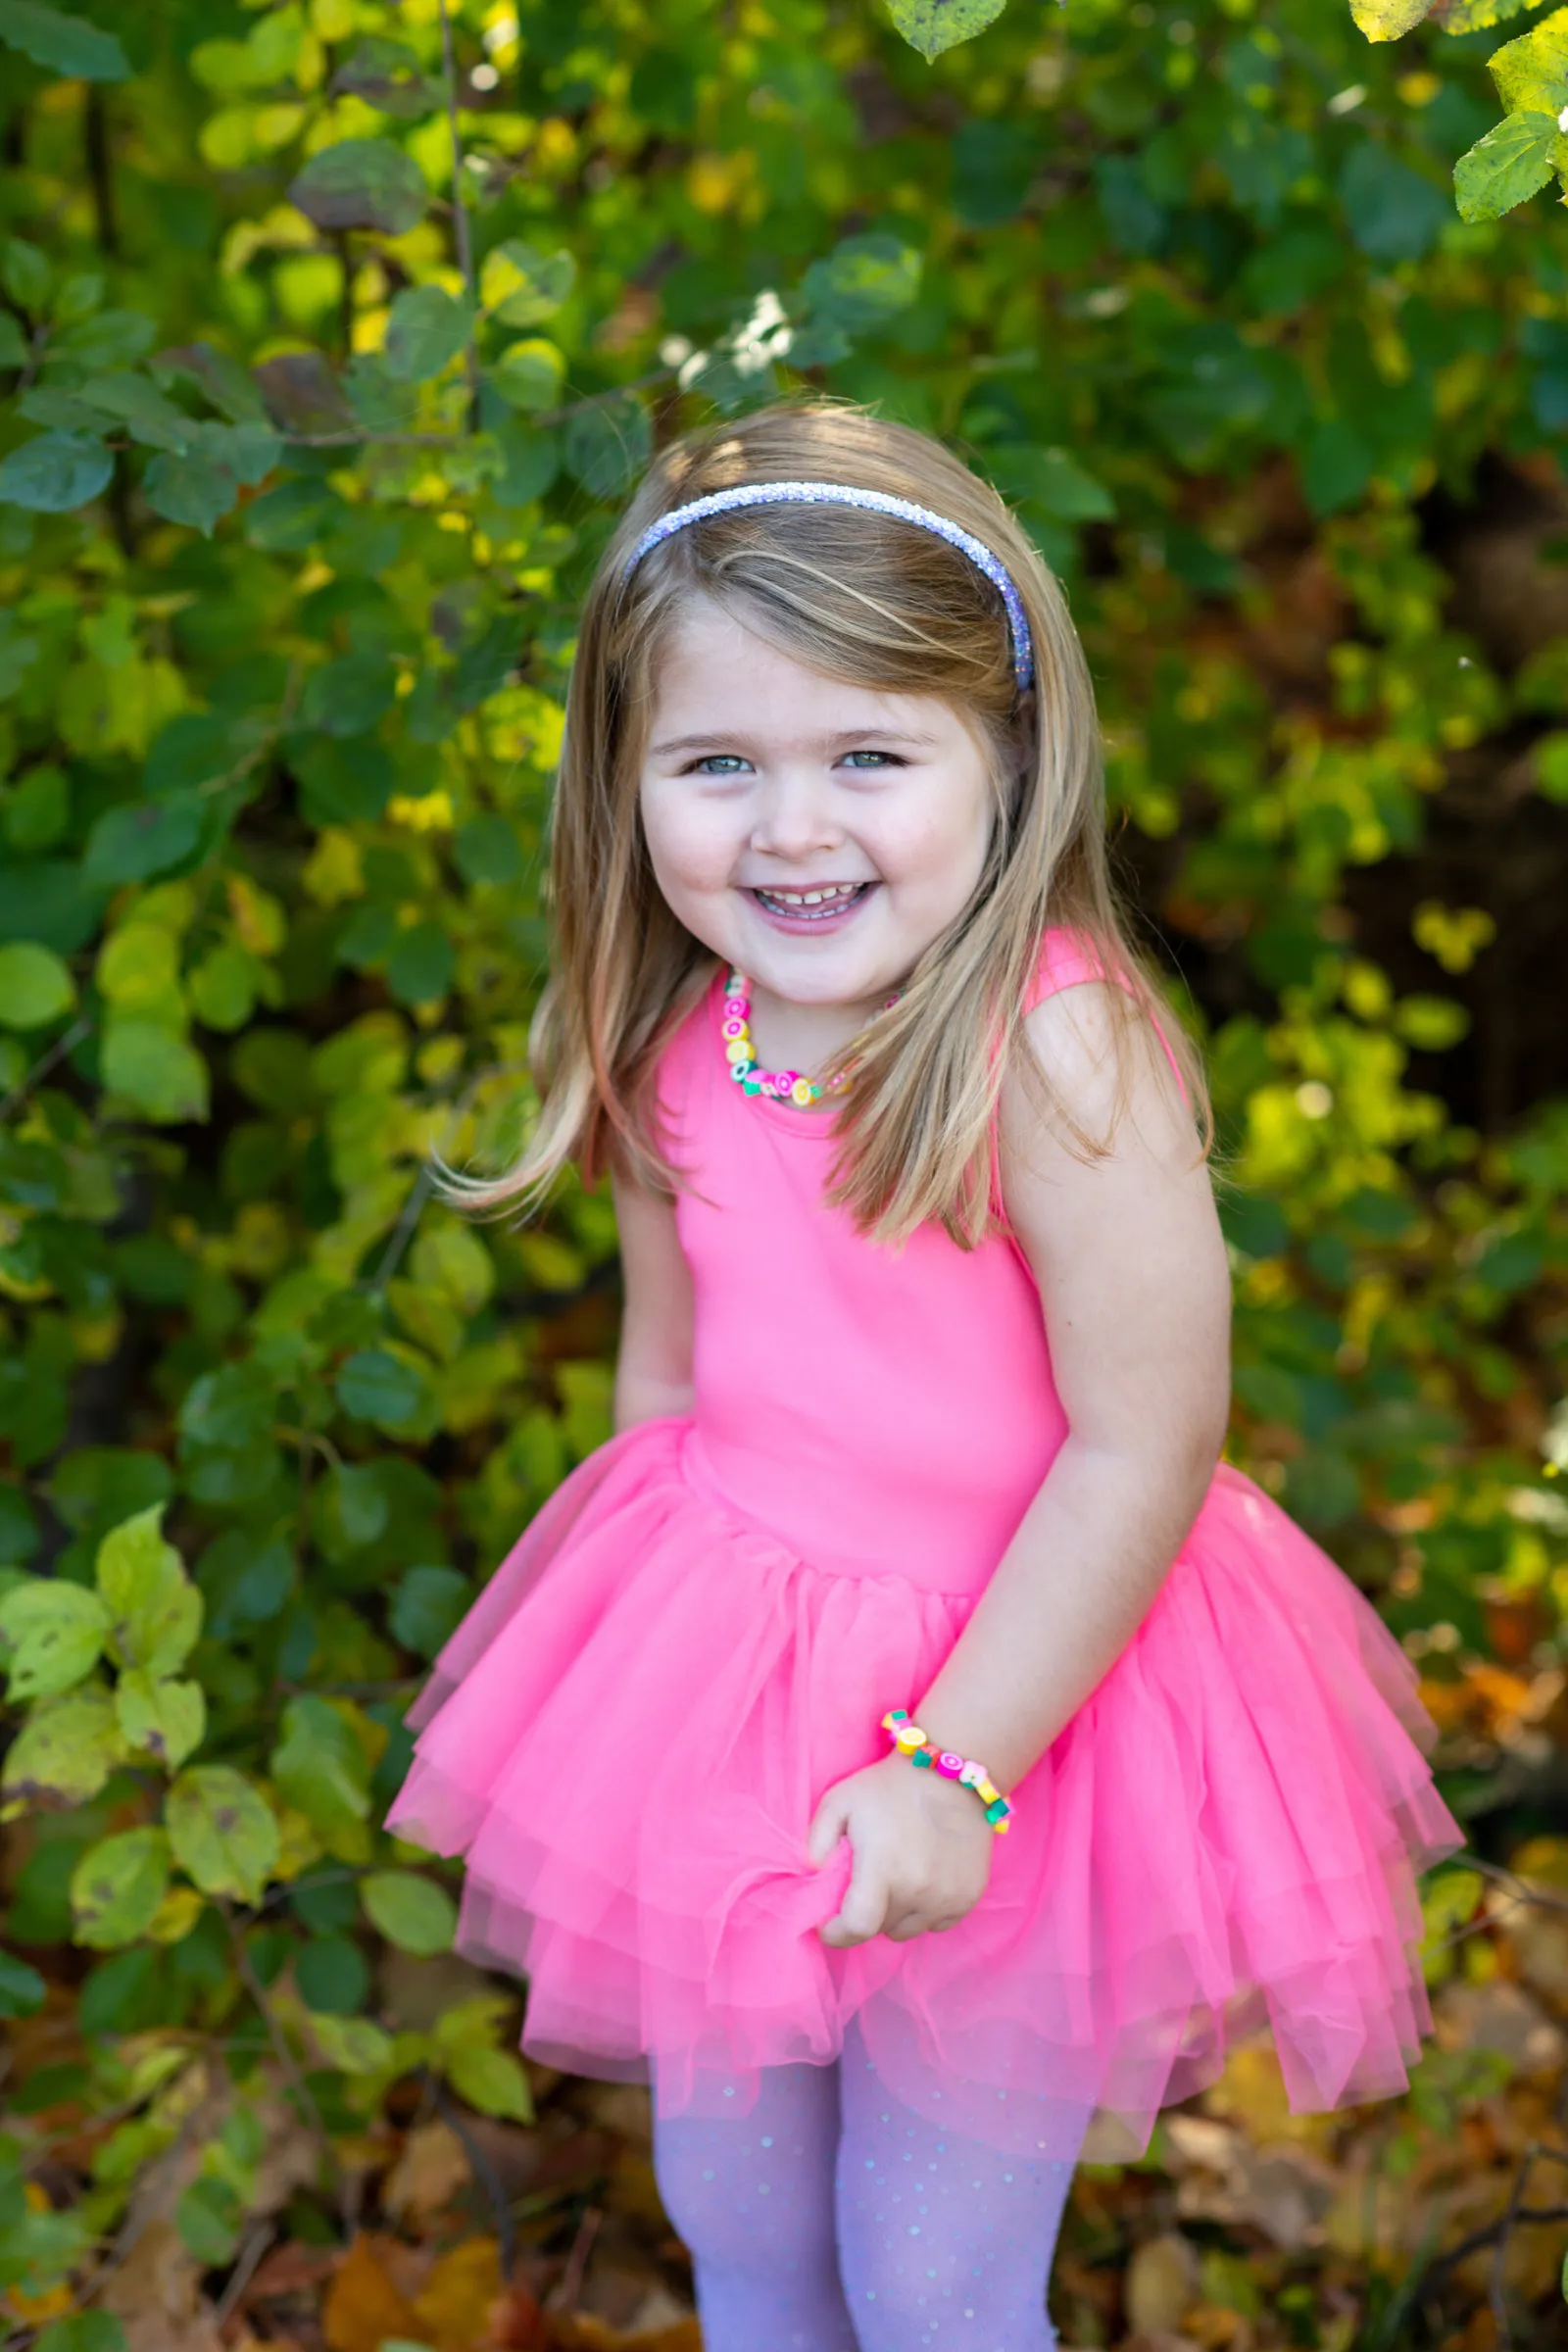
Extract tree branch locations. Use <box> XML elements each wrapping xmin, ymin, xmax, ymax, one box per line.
<box><xmin>436</xmin><ymin>0</ymin><xmax>482</xmax><ymax>432</ymax></box>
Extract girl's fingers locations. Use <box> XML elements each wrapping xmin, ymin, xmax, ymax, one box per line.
<box><xmin>819</xmin><ymin>1853</ymin><xmax>889</xmax><ymax>1947</ymax></box>
<box><xmin>806</xmin><ymin>1787</ymin><xmax>852</xmax><ymax>1868</ymax></box>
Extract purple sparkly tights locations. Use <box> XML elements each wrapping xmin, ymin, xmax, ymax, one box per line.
<box><xmin>652</xmin><ymin>2018</ymin><xmax>1086</xmax><ymax>2351</ymax></box>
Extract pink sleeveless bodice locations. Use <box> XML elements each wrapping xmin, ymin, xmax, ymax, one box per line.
<box><xmin>661</xmin><ymin>952</ymin><xmax>1083</xmax><ymax>1594</ymax></box>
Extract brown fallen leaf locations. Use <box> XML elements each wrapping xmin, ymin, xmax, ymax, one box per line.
<box><xmin>383</xmin><ymin>2118</ymin><xmax>474</xmax><ymax>2221</ymax></box>
<box><xmin>1436</xmin><ymin>1977</ymin><xmax>1567</xmax><ymax>2075</ymax></box>
<box><xmin>99</xmin><ymin>2218</ymin><xmax>225</xmax><ymax>2352</ymax></box>
<box><xmin>243</xmin><ymin>2238</ymin><xmax>338</xmax><ymax>2303</ymax></box>
<box><xmin>1123</xmin><ymin>2232</ymin><xmax>1200</xmax><ymax>2335</ymax></box>
<box><xmin>481</xmin><ymin>2280</ymin><xmax>551</xmax><ymax>2351</ymax></box>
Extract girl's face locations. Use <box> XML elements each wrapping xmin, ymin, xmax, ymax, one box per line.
<box><xmin>638</xmin><ymin>597</ymin><xmax>998</xmax><ymax>1015</ymax></box>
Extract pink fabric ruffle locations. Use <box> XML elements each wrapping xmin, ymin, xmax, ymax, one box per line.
<box><xmin>386</xmin><ymin>1417</ymin><xmax>1466</xmax><ymax>2159</ymax></box>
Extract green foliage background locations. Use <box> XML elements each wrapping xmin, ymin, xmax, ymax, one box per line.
<box><xmin>0</xmin><ymin>0</ymin><xmax>1565</xmax><ymax>2334</ymax></box>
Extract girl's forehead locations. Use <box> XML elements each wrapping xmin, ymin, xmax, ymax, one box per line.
<box><xmin>649</xmin><ymin>596</ymin><xmax>952</xmax><ymax>732</ymax></box>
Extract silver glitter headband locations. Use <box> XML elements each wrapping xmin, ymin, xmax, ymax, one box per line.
<box><xmin>620</xmin><ymin>479</ymin><xmax>1035</xmax><ymax>693</ymax></box>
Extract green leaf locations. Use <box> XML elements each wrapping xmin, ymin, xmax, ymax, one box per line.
<box><xmin>330</xmin><ymin>33</ymin><xmax>442</xmax><ymax>118</ymax></box>
<box><xmin>991</xmin><ymin>444</ymin><xmax>1115</xmax><ymax>523</ymax></box>
<box><xmin>34</xmin><ymin>2319</ymin><xmax>128</xmax><ymax>2352</ymax></box>
<box><xmin>1340</xmin><ymin>145</ymin><xmax>1451</xmax><ymax>264</ymax></box>
<box><xmin>71</xmin><ymin>1828</ymin><xmax>172</xmax><ymax>1949</ymax></box>
<box><xmin>0</xmin><ymin>1485</ymin><xmax>39</xmax><ymax>1567</ymax></box>
<box><xmin>295</xmin><ymin>1933</ymin><xmax>369</xmax><ymax>2013</ymax></box>
<box><xmin>480</xmin><ymin>239</ymin><xmax>576</xmax><ymax>328</ymax></box>
<box><xmin>152</xmin><ymin>340</ymin><xmax>269</xmax><ymax>424</ymax></box>
<box><xmin>489</xmin><ymin>337</ymin><xmax>564</xmax><ymax>413</ymax></box>
<box><xmin>801</xmin><ymin>233</ymin><xmax>922</xmax><ymax>329</ymax></box>
<box><xmin>288</xmin><ymin>137</ymin><xmax>429</xmax><ymax>235</ymax></box>
<box><xmin>188</xmin><ymin>943</ymin><xmax>257</xmax><ymax>1031</ymax></box>
<box><xmin>390</xmin><ymin>1565</ymin><xmax>470</xmax><ymax>1657</ymax></box>
<box><xmin>142</xmin><ymin>451</ymin><xmax>238</xmax><ymax>536</ymax></box>
<box><xmin>178</xmin><ymin>1361</ymin><xmax>275</xmax><ymax>1451</ymax></box>
<box><xmin>1455</xmin><ymin>112</ymin><xmax>1558</xmax><ymax>220</ymax></box>
<box><xmin>887</xmin><ymin>0</ymin><xmax>1007</xmax><ymax>59</ymax></box>
<box><xmin>175</xmin><ymin>2176</ymin><xmax>243</xmax><ymax>2268</ymax></box>
<box><xmin>489</xmin><ymin>416</ymin><xmax>558</xmax><ymax>507</ymax></box>
<box><xmin>1443</xmin><ymin>0</ymin><xmax>1534</xmax><ymax>25</ymax></box>
<box><xmin>336</xmin><ymin>1348</ymin><xmax>426</xmax><ymax>1427</ymax></box>
<box><xmin>0</xmin><ymin>1579</ymin><xmax>107</xmax><ymax>1699</ymax></box>
<box><xmin>73</xmin><ymin>369</ymin><xmax>193</xmax><ymax>452</ymax></box>
<box><xmin>455</xmin><ymin>813</ymin><xmax>521</xmax><ymax>888</ymax></box>
<box><xmin>0</xmin><ymin>940</ymin><xmax>75</xmax><ymax>1030</ymax></box>
<box><xmin>563</xmin><ymin>394</ymin><xmax>652</xmax><ymax>498</ymax></box>
<box><xmin>270</xmin><ymin>1694</ymin><xmax>371</xmax><ymax>1856</ymax></box>
<box><xmin>2</xmin><ymin>233</ymin><xmax>49</xmax><ymax>309</ymax></box>
<box><xmin>444</xmin><ymin>2041</ymin><xmax>534</xmax><ymax>2122</ymax></box>
<box><xmin>0</xmin><ymin>1</ymin><xmax>128</xmax><ymax>80</ymax></box>
<box><xmin>96</xmin><ymin>1504</ymin><xmax>203</xmax><ymax>1677</ymax></box>
<box><xmin>0</xmin><ymin>1948</ymin><xmax>47</xmax><ymax>2018</ymax></box>
<box><xmin>115</xmin><ymin>1670</ymin><xmax>206</xmax><ymax>1771</ymax></box>
<box><xmin>165</xmin><ymin>1765</ymin><xmax>278</xmax><ymax>1904</ymax></box>
<box><xmin>1301</xmin><ymin>417</ymin><xmax>1374</xmax><ymax>515</ymax></box>
<box><xmin>2</xmin><ymin>1687</ymin><xmax>125</xmax><ymax>1809</ymax></box>
<box><xmin>308</xmin><ymin>2010</ymin><xmax>395</xmax><ymax>2076</ymax></box>
<box><xmin>0</xmin><ymin>312</ymin><xmax>28</xmax><ymax>368</ymax></box>
<box><xmin>385</xmin><ymin>920</ymin><xmax>454</xmax><ymax>1006</ymax></box>
<box><xmin>83</xmin><ymin>793</ymin><xmax>205</xmax><ymax>887</ymax></box>
<box><xmin>382</xmin><ymin>283</ymin><xmax>472</xmax><ymax>383</ymax></box>
<box><xmin>299</xmin><ymin>648</ymin><xmax>397</xmax><ymax>738</ymax></box>
<box><xmin>0</xmin><ymin>430</ymin><xmax>111</xmax><ymax>513</ymax></box>
<box><xmin>101</xmin><ymin>1020</ymin><xmax>211</xmax><ymax>1123</ymax></box>
<box><xmin>361</xmin><ymin>1869</ymin><xmax>457</xmax><ymax>1956</ymax></box>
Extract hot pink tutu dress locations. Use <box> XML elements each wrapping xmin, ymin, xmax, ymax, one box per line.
<box><xmin>386</xmin><ymin>929</ymin><xmax>1467</xmax><ymax>2159</ymax></box>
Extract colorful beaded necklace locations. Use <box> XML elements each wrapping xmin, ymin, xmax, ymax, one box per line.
<box><xmin>720</xmin><ymin>969</ymin><xmax>899</xmax><ymax>1105</ymax></box>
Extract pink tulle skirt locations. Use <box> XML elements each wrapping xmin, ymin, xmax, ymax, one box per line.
<box><xmin>385</xmin><ymin>1416</ymin><xmax>1467</xmax><ymax>2158</ymax></box>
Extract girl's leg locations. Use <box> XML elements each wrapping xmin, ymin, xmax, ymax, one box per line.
<box><xmin>834</xmin><ymin>2015</ymin><xmax>1086</xmax><ymax>2352</ymax></box>
<box><xmin>650</xmin><ymin>2059</ymin><xmax>859</xmax><ymax>2352</ymax></box>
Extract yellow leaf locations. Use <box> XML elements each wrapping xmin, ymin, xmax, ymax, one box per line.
<box><xmin>146</xmin><ymin>1885</ymin><xmax>205</xmax><ymax>1943</ymax></box>
<box><xmin>1349</xmin><ymin>0</ymin><xmax>1432</xmax><ymax>34</ymax></box>
<box><xmin>410</xmin><ymin>2235</ymin><xmax>503</xmax><ymax>2347</ymax></box>
<box><xmin>226</xmin><ymin>874</ymin><xmax>287</xmax><ymax>956</ymax></box>
<box><xmin>303</xmin><ymin>827</ymin><xmax>366</xmax><ymax>906</ymax></box>
<box><xmin>322</xmin><ymin>2234</ymin><xmax>420</xmax><ymax>2352</ymax></box>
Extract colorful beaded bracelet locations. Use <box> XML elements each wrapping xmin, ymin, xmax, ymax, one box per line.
<box><xmin>880</xmin><ymin>1708</ymin><xmax>1013</xmax><ymax>1832</ymax></box>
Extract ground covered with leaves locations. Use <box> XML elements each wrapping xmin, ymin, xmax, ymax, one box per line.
<box><xmin>1</xmin><ymin>1</ymin><xmax>1567</xmax><ymax>2347</ymax></box>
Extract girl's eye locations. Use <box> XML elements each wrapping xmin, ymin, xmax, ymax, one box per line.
<box><xmin>691</xmin><ymin>755</ymin><xmax>753</xmax><ymax>775</ymax></box>
<box><xmin>840</xmin><ymin>750</ymin><xmax>903</xmax><ymax>770</ymax></box>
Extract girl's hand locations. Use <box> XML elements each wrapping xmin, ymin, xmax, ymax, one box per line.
<box><xmin>807</xmin><ymin>1752</ymin><xmax>996</xmax><ymax>1946</ymax></box>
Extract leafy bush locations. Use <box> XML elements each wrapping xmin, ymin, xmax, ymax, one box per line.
<box><xmin>0</xmin><ymin>0</ymin><xmax>1563</xmax><ymax>2337</ymax></box>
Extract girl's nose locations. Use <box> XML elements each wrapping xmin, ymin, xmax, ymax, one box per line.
<box><xmin>749</xmin><ymin>768</ymin><xmax>843</xmax><ymax>862</ymax></box>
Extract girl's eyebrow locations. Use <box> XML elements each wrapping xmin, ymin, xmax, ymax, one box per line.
<box><xmin>648</xmin><ymin>725</ymin><xmax>943</xmax><ymax>758</ymax></box>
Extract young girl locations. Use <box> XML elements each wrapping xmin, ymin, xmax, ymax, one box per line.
<box><xmin>386</xmin><ymin>402</ymin><xmax>1466</xmax><ymax>2350</ymax></box>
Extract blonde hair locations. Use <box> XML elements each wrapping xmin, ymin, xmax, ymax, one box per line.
<box><xmin>452</xmin><ymin>399</ymin><xmax>1208</xmax><ymax>1247</ymax></box>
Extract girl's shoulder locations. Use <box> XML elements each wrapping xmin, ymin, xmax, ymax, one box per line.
<box><xmin>1023</xmin><ymin>922</ymin><xmax>1122</xmax><ymax>1015</ymax></box>
<box><xmin>1021</xmin><ymin>922</ymin><xmax>1191</xmax><ymax>1105</ymax></box>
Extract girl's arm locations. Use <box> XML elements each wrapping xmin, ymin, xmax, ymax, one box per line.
<box><xmin>610</xmin><ymin>1163</ymin><xmax>697</xmax><ymax>1433</ymax></box>
<box><xmin>810</xmin><ymin>981</ymin><xmax>1232</xmax><ymax>1945</ymax></box>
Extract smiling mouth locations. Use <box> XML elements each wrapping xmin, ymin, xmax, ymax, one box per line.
<box><xmin>752</xmin><ymin>882</ymin><xmax>873</xmax><ymax>921</ymax></box>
